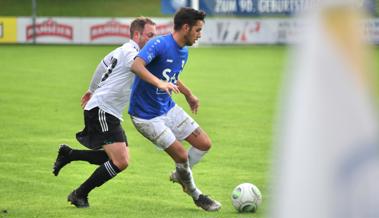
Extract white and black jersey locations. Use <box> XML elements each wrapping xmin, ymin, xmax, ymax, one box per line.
<box><xmin>85</xmin><ymin>40</ymin><xmax>139</xmax><ymax>120</ymax></box>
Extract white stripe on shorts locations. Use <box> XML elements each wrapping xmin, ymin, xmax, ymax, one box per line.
<box><xmin>98</xmin><ymin>109</ymin><xmax>105</xmax><ymax>132</ymax></box>
<box><xmin>98</xmin><ymin>109</ymin><xmax>108</xmax><ymax>132</ymax></box>
<box><xmin>102</xmin><ymin>110</ymin><xmax>109</xmax><ymax>131</ymax></box>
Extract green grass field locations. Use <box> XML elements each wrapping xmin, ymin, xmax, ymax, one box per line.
<box><xmin>0</xmin><ymin>45</ymin><xmax>377</xmax><ymax>218</ymax></box>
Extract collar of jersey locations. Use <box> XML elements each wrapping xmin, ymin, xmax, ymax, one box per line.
<box><xmin>169</xmin><ymin>34</ymin><xmax>184</xmax><ymax>49</ymax></box>
<box><xmin>129</xmin><ymin>39</ymin><xmax>140</xmax><ymax>51</ymax></box>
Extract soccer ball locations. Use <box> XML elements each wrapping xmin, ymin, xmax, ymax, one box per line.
<box><xmin>231</xmin><ymin>183</ymin><xmax>262</xmax><ymax>213</ymax></box>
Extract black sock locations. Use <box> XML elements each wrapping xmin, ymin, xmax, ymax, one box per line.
<box><xmin>76</xmin><ymin>160</ymin><xmax>121</xmax><ymax>197</ymax></box>
<box><xmin>69</xmin><ymin>149</ymin><xmax>108</xmax><ymax>165</ymax></box>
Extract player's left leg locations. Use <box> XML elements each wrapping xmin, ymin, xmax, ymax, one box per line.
<box><xmin>168</xmin><ymin>105</ymin><xmax>212</xmax><ymax>169</ymax></box>
<box><xmin>53</xmin><ymin>144</ymin><xmax>108</xmax><ymax>176</ymax></box>
<box><xmin>170</xmin><ymin>127</ymin><xmax>211</xmax><ymax>183</ymax></box>
<box><xmin>185</xmin><ymin>127</ymin><xmax>212</xmax><ymax>168</ymax></box>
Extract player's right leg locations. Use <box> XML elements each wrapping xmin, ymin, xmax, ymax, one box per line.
<box><xmin>164</xmin><ymin>140</ymin><xmax>201</xmax><ymax>196</ymax></box>
<box><xmin>68</xmin><ymin>142</ymin><xmax>128</xmax><ymax>208</ymax></box>
<box><xmin>66</xmin><ymin>107</ymin><xmax>128</xmax><ymax>208</ymax></box>
<box><xmin>165</xmin><ymin>140</ymin><xmax>221</xmax><ymax>211</ymax></box>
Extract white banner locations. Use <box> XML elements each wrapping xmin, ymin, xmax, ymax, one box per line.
<box><xmin>199</xmin><ymin>18</ymin><xmax>275</xmax><ymax>44</ymax></box>
<box><xmin>82</xmin><ymin>18</ymin><xmax>174</xmax><ymax>44</ymax></box>
<box><xmin>18</xmin><ymin>17</ymin><xmax>78</xmax><ymax>44</ymax></box>
<box><xmin>14</xmin><ymin>17</ymin><xmax>379</xmax><ymax>45</ymax></box>
<box><xmin>17</xmin><ymin>17</ymin><xmax>174</xmax><ymax>44</ymax></box>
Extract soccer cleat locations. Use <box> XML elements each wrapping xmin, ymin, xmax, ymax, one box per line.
<box><xmin>193</xmin><ymin>194</ymin><xmax>222</xmax><ymax>212</ymax></box>
<box><xmin>53</xmin><ymin>144</ymin><xmax>72</xmax><ymax>176</ymax></box>
<box><xmin>169</xmin><ymin>170</ymin><xmax>187</xmax><ymax>193</ymax></box>
<box><xmin>67</xmin><ymin>190</ymin><xmax>89</xmax><ymax>208</ymax></box>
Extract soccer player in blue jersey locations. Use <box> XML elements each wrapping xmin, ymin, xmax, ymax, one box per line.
<box><xmin>129</xmin><ymin>8</ymin><xmax>221</xmax><ymax>211</ymax></box>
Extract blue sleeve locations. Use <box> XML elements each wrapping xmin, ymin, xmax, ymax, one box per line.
<box><xmin>137</xmin><ymin>37</ymin><xmax>164</xmax><ymax>65</ymax></box>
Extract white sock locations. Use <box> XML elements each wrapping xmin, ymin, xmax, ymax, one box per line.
<box><xmin>176</xmin><ymin>161</ymin><xmax>202</xmax><ymax>199</ymax></box>
<box><xmin>188</xmin><ymin>146</ymin><xmax>208</xmax><ymax>168</ymax></box>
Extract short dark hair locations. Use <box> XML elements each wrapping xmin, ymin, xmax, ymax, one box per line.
<box><xmin>130</xmin><ymin>17</ymin><xmax>155</xmax><ymax>37</ymax></box>
<box><xmin>173</xmin><ymin>7</ymin><xmax>206</xmax><ymax>31</ymax></box>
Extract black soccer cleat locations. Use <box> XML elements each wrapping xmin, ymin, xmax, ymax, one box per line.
<box><xmin>53</xmin><ymin>144</ymin><xmax>72</xmax><ymax>176</ymax></box>
<box><xmin>193</xmin><ymin>194</ymin><xmax>222</xmax><ymax>211</ymax></box>
<box><xmin>67</xmin><ymin>190</ymin><xmax>89</xmax><ymax>208</ymax></box>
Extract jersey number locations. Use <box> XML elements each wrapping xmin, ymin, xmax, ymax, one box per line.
<box><xmin>101</xmin><ymin>57</ymin><xmax>118</xmax><ymax>82</ymax></box>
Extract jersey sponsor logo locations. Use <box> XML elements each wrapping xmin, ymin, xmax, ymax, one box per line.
<box><xmin>157</xmin><ymin>68</ymin><xmax>178</xmax><ymax>95</ymax></box>
<box><xmin>26</xmin><ymin>19</ymin><xmax>73</xmax><ymax>40</ymax></box>
<box><xmin>166</xmin><ymin>59</ymin><xmax>173</xmax><ymax>63</ymax></box>
<box><xmin>90</xmin><ymin>20</ymin><xmax>130</xmax><ymax>40</ymax></box>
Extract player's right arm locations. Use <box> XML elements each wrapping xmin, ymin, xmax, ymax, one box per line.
<box><xmin>81</xmin><ymin>63</ymin><xmax>107</xmax><ymax>108</ymax></box>
<box><xmin>131</xmin><ymin>37</ymin><xmax>179</xmax><ymax>95</ymax></box>
<box><xmin>131</xmin><ymin>57</ymin><xmax>179</xmax><ymax>95</ymax></box>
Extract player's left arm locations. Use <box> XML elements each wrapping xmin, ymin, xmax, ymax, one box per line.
<box><xmin>177</xmin><ymin>79</ymin><xmax>199</xmax><ymax>114</ymax></box>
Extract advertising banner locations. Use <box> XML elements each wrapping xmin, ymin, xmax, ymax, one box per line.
<box><xmin>0</xmin><ymin>17</ymin><xmax>17</xmax><ymax>43</ymax></box>
<box><xmin>13</xmin><ymin>16</ymin><xmax>379</xmax><ymax>45</ymax></box>
<box><xmin>200</xmin><ymin>18</ymin><xmax>273</xmax><ymax>44</ymax></box>
<box><xmin>82</xmin><ymin>18</ymin><xmax>173</xmax><ymax>44</ymax></box>
<box><xmin>17</xmin><ymin>17</ymin><xmax>174</xmax><ymax>45</ymax></box>
<box><xmin>161</xmin><ymin>0</ymin><xmax>377</xmax><ymax>16</ymax></box>
<box><xmin>17</xmin><ymin>17</ymin><xmax>79</xmax><ymax>44</ymax></box>
<box><xmin>161</xmin><ymin>0</ymin><xmax>191</xmax><ymax>14</ymax></box>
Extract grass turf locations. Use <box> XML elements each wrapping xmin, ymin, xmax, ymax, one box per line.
<box><xmin>0</xmin><ymin>44</ymin><xmax>376</xmax><ymax>218</ymax></box>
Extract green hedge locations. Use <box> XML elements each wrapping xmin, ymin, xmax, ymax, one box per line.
<box><xmin>0</xmin><ymin>0</ymin><xmax>164</xmax><ymax>17</ymax></box>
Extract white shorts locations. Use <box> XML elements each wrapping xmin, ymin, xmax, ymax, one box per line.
<box><xmin>131</xmin><ymin>105</ymin><xmax>199</xmax><ymax>150</ymax></box>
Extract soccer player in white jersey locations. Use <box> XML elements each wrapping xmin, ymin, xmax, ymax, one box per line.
<box><xmin>52</xmin><ymin>17</ymin><xmax>156</xmax><ymax>208</ymax></box>
<box><xmin>129</xmin><ymin>8</ymin><xmax>221</xmax><ymax>211</ymax></box>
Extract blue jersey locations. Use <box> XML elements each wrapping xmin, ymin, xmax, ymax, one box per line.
<box><xmin>129</xmin><ymin>34</ymin><xmax>188</xmax><ymax>119</ymax></box>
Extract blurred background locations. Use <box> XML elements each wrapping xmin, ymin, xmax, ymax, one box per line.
<box><xmin>0</xmin><ymin>1</ymin><xmax>378</xmax><ymax>218</ymax></box>
<box><xmin>1</xmin><ymin>0</ymin><xmax>378</xmax><ymax>45</ymax></box>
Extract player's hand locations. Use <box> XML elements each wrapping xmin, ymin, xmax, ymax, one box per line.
<box><xmin>186</xmin><ymin>95</ymin><xmax>200</xmax><ymax>114</ymax></box>
<box><xmin>80</xmin><ymin>91</ymin><xmax>92</xmax><ymax>109</ymax></box>
<box><xmin>158</xmin><ymin>81</ymin><xmax>179</xmax><ymax>95</ymax></box>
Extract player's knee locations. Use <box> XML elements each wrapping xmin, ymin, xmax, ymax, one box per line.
<box><xmin>198</xmin><ymin>136</ymin><xmax>212</xmax><ymax>151</ymax></box>
<box><xmin>113</xmin><ymin>157</ymin><xmax>129</xmax><ymax>171</ymax></box>
<box><xmin>203</xmin><ymin>137</ymin><xmax>212</xmax><ymax>150</ymax></box>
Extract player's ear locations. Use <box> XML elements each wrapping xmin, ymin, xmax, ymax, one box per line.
<box><xmin>183</xmin><ymin>24</ymin><xmax>190</xmax><ymax>33</ymax></box>
<box><xmin>133</xmin><ymin>31</ymin><xmax>141</xmax><ymax>40</ymax></box>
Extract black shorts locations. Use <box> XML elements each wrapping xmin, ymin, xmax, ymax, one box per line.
<box><xmin>76</xmin><ymin>107</ymin><xmax>127</xmax><ymax>150</ymax></box>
